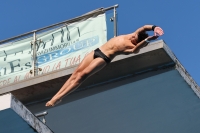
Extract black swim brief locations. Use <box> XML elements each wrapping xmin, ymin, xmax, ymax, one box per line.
<box><xmin>94</xmin><ymin>48</ymin><xmax>111</xmax><ymax>64</ymax></box>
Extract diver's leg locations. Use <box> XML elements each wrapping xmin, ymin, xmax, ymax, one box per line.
<box><xmin>46</xmin><ymin>57</ymin><xmax>107</xmax><ymax>106</ymax></box>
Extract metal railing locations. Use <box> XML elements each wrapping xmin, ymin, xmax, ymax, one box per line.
<box><xmin>35</xmin><ymin>111</ymin><xmax>48</xmax><ymax>124</ymax></box>
<box><xmin>0</xmin><ymin>4</ymin><xmax>118</xmax><ymax>45</ymax></box>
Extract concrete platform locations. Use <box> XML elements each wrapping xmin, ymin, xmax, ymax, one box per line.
<box><xmin>0</xmin><ymin>93</ymin><xmax>53</xmax><ymax>133</ymax></box>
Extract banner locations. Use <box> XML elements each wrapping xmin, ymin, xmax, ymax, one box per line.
<box><xmin>0</xmin><ymin>14</ymin><xmax>107</xmax><ymax>88</ymax></box>
<box><xmin>0</xmin><ymin>37</ymin><xmax>32</xmax><ymax>87</ymax></box>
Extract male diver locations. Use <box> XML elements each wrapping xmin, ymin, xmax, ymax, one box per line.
<box><xmin>46</xmin><ymin>25</ymin><xmax>164</xmax><ymax>106</ymax></box>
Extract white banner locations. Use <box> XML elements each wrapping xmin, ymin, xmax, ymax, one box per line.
<box><xmin>0</xmin><ymin>14</ymin><xmax>107</xmax><ymax>88</ymax></box>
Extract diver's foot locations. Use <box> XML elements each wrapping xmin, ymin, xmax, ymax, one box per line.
<box><xmin>45</xmin><ymin>98</ymin><xmax>62</xmax><ymax>107</ymax></box>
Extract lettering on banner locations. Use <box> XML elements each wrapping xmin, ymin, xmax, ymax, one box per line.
<box><xmin>0</xmin><ymin>67</ymin><xmax>6</xmax><ymax>76</ymax></box>
<box><xmin>51</xmin><ymin>63</ymin><xmax>56</xmax><ymax>71</ymax></box>
<box><xmin>42</xmin><ymin>65</ymin><xmax>50</xmax><ymax>74</ymax></box>
<box><xmin>0</xmin><ymin>78</ymin><xmax>11</xmax><ymax>87</ymax></box>
<box><xmin>8</xmin><ymin>59</ymin><xmax>23</xmax><ymax>73</ymax></box>
<box><xmin>0</xmin><ymin>60</ymin><xmax>31</xmax><ymax>77</ymax></box>
<box><xmin>14</xmin><ymin>75</ymin><xmax>21</xmax><ymax>83</ymax></box>
<box><xmin>37</xmin><ymin>36</ymin><xmax>98</xmax><ymax>65</ymax></box>
<box><xmin>24</xmin><ymin>72</ymin><xmax>32</xmax><ymax>80</ymax></box>
<box><xmin>65</xmin><ymin>55</ymin><xmax>81</xmax><ymax>67</ymax></box>
<box><xmin>0</xmin><ymin>53</ymin><xmax>91</xmax><ymax>87</ymax></box>
<box><xmin>56</xmin><ymin>61</ymin><xmax>61</xmax><ymax>70</ymax></box>
<box><xmin>51</xmin><ymin>61</ymin><xmax>62</xmax><ymax>71</ymax></box>
<box><xmin>51</xmin><ymin>29</ymin><xmax>64</xmax><ymax>46</ymax></box>
<box><xmin>37</xmin><ymin>25</ymin><xmax>81</xmax><ymax>54</ymax></box>
<box><xmin>70</xmin><ymin>55</ymin><xmax>81</xmax><ymax>66</ymax></box>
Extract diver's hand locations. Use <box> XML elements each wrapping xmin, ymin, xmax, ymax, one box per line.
<box><xmin>154</xmin><ymin>27</ymin><xmax>164</xmax><ymax>36</ymax></box>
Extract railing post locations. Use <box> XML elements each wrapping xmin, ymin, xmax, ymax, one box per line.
<box><xmin>32</xmin><ymin>32</ymin><xmax>38</xmax><ymax>76</ymax></box>
<box><xmin>35</xmin><ymin>111</ymin><xmax>48</xmax><ymax>124</ymax></box>
<box><xmin>113</xmin><ymin>5</ymin><xmax>118</xmax><ymax>37</ymax></box>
